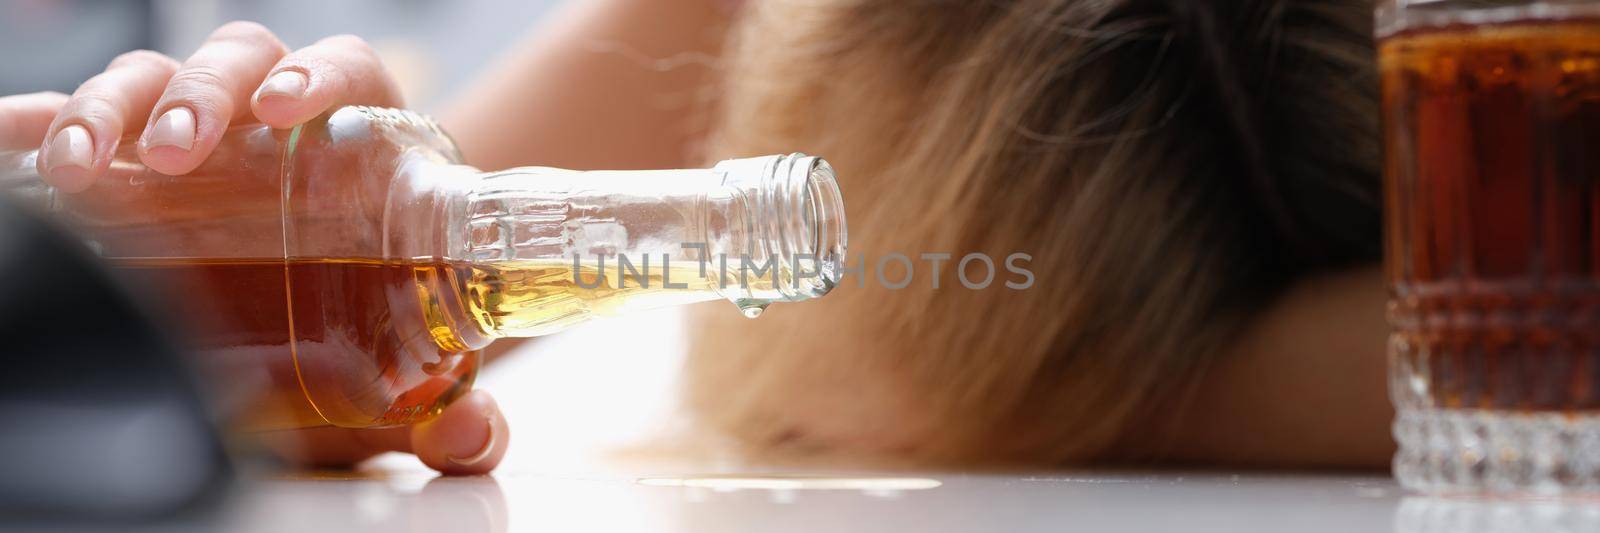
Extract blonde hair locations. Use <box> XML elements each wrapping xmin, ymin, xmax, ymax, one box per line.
<box><xmin>684</xmin><ymin>0</ymin><xmax>1381</xmax><ymax>465</ymax></box>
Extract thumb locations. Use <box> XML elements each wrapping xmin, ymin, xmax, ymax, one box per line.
<box><xmin>410</xmin><ymin>390</ymin><xmax>509</xmax><ymax>475</ymax></box>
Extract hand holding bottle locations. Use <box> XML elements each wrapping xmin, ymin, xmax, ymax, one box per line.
<box><xmin>2</xmin><ymin>21</ymin><xmax>402</xmax><ymax>192</ymax></box>
<box><xmin>0</xmin><ymin>22</ymin><xmax>510</xmax><ymax>476</ymax></box>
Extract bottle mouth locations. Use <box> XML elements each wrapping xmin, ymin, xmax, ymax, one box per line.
<box><xmin>781</xmin><ymin>154</ymin><xmax>848</xmax><ymax>300</ymax></box>
<box><xmin>709</xmin><ymin>153</ymin><xmax>849</xmax><ymax>314</ymax></box>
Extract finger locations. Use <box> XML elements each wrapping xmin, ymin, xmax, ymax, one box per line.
<box><xmin>251</xmin><ymin>34</ymin><xmax>405</xmax><ymax>129</ymax></box>
<box><xmin>258</xmin><ymin>426</ymin><xmax>386</xmax><ymax>469</ymax></box>
<box><xmin>138</xmin><ymin>21</ymin><xmax>288</xmax><ymax>176</ymax></box>
<box><xmin>0</xmin><ymin>91</ymin><xmax>68</xmax><ymax>150</ymax></box>
<box><xmin>409</xmin><ymin>390</ymin><xmax>509</xmax><ymax>476</ymax></box>
<box><xmin>35</xmin><ymin>51</ymin><xmax>178</xmax><ymax>192</ymax></box>
<box><xmin>257</xmin><ymin>391</ymin><xmax>507</xmax><ymax>474</ymax></box>
<box><xmin>258</xmin><ymin>424</ymin><xmax>410</xmax><ymax>469</ymax></box>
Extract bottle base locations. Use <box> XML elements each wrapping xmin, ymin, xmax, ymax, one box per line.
<box><xmin>1395</xmin><ymin>408</ymin><xmax>1600</xmax><ymax>495</ymax></box>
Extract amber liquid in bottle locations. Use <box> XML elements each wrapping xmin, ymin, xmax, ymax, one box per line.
<box><xmin>111</xmin><ymin>256</ymin><xmax>738</xmax><ymax>430</ymax></box>
<box><xmin>1383</xmin><ymin>20</ymin><xmax>1600</xmax><ymax>412</ymax></box>
<box><xmin>111</xmin><ymin>258</ymin><xmax>476</xmax><ymax>429</ymax></box>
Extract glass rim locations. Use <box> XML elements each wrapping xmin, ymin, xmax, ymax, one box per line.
<box><xmin>1377</xmin><ymin>0</ymin><xmax>1600</xmax><ymax>39</ymax></box>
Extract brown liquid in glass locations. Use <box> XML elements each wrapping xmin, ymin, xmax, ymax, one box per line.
<box><xmin>1383</xmin><ymin>21</ymin><xmax>1600</xmax><ymax>411</ymax></box>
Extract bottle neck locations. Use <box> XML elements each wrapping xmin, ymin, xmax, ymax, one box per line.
<box><xmin>419</xmin><ymin>153</ymin><xmax>847</xmax><ymax>339</ymax></box>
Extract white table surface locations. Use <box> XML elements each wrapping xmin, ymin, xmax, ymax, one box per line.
<box><xmin>215</xmin><ymin>307</ymin><xmax>1600</xmax><ymax>532</ymax></box>
<box><xmin>226</xmin><ymin>468</ymin><xmax>1600</xmax><ymax>533</ymax></box>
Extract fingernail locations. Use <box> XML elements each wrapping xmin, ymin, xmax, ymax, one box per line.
<box><xmin>446</xmin><ymin>410</ymin><xmax>499</xmax><ymax>467</ymax></box>
<box><xmin>257</xmin><ymin>70</ymin><xmax>308</xmax><ymax>101</ymax></box>
<box><xmin>46</xmin><ymin>125</ymin><xmax>93</xmax><ymax>174</ymax></box>
<box><xmin>146</xmin><ymin>107</ymin><xmax>195</xmax><ymax>151</ymax></box>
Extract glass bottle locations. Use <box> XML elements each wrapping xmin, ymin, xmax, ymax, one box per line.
<box><xmin>0</xmin><ymin>106</ymin><xmax>847</xmax><ymax>431</ymax></box>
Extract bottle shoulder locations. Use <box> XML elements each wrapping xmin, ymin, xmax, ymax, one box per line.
<box><xmin>294</xmin><ymin>106</ymin><xmax>464</xmax><ymax>166</ymax></box>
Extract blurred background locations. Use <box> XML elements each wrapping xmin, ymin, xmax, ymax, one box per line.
<box><xmin>1</xmin><ymin>0</ymin><xmax>560</xmax><ymax>110</ymax></box>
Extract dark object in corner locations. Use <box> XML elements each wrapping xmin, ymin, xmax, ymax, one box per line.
<box><xmin>0</xmin><ymin>197</ymin><xmax>230</xmax><ymax>527</ymax></box>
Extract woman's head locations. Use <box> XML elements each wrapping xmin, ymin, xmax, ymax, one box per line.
<box><xmin>685</xmin><ymin>0</ymin><xmax>1382</xmax><ymax>465</ymax></box>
